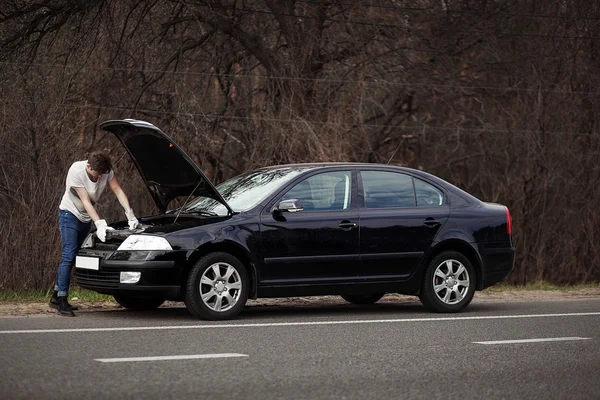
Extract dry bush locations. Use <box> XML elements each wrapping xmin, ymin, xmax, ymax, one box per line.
<box><xmin>0</xmin><ymin>0</ymin><xmax>599</xmax><ymax>290</ymax></box>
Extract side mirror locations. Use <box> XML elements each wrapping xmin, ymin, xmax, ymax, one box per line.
<box><xmin>276</xmin><ymin>199</ymin><xmax>304</xmax><ymax>213</ymax></box>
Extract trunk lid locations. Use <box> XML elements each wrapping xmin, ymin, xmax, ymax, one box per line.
<box><xmin>100</xmin><ymin>119</ymin><xmax>233</xmax><ymax>214</ymax></box>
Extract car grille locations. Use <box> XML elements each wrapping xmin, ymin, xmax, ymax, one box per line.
<box><xmin>76</xmin><ymin>269</ymin><xmax>120</xmax><ymax>286</ymax></box>
<box><xmin>94</xmin><ymin>243</ymin><xmax>120</xmax><ymax>251</ymax></box>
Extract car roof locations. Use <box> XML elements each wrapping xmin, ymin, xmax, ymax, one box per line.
<box><xmin>253</xmin><ymin>162</ymin><xmax>481</xmax><ymax>204</ymax></box>
<box><xmin>256</xmin><ymin>162</ymin><xmax>412</xmax><ymax>170</ymax></box>
<box><xmin>255</xmin><ymin>162</ymin><xmax>430</xmax><ymax>177</ymax></box>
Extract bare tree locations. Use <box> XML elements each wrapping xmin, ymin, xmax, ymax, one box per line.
<box><xmin>1</xmin><ymin>0</ymin><xmax>599</xmax><ymax>290</ymax></box>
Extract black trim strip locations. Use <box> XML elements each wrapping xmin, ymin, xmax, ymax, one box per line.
<box><xmin>264</xmin><ymin>252</ymin><xmax>423</xmax><ymax>265</ymax></box>
<box><xmin>360</xmin><ymin>252</ymin><xmax>423</xmax><ymax>260</ymax></box>
<box><xmin>355</xmin><ymin>274</ymin><xmax>411</xmax><ymax>280</ymax></box>
<box><xmin>261</xmin><ymin>276</ymin><xmax>365</xmax><ymax>284</ymax></box>
<box><xmin>264</xmin><ymin>254</ymin><xmax>359</xmax><ymax>265</ymax></box>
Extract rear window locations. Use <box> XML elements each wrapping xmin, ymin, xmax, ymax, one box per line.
<box><xmin>361</xmin><ymin>171</ymin><xmax>415</xmax><ymax>208</ymax></box>
<box><xmin>414</xmin><ymin>178</ymin><xmax>444</xmax><ymax>207</ymax></box>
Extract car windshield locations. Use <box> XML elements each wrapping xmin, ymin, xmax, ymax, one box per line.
<box><xmin>179</xmin><ymin>167</ymin><xmax>310</xmax><ymax>215</ymax></box>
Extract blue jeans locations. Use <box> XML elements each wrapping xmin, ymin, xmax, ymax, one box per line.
<box><xmin>55</xmin><ymin>210</ymin><xmax>92</xmax><ymax>296</ymax></box>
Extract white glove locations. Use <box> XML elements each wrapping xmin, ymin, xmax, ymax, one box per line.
<box><xmin>125</xmin><ymin>208</ymin><xmax>139</xmax><ymax>230</ymax></box>
<box><xmin>94</xmin><ymin>219</ymin><xmax>114</xmax><ymax>242</ymax></box>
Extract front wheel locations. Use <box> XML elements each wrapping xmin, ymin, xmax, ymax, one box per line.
<box><xmin>341</xmin><ymin>293</ymin><xmax>385</xmax><ymax>305</ymax></box>
<box><xmin>113</xmin><ymin>295</ymin><xmax>165</xmax><ymax>311</ymax></box>
<box><xmin>419</xmin><ymin>251</ymin><xmax>476</xmax><ymax>313</ymax></box>
<box><xmin>184</xmin><ymin>252</ymin><xmax>249</xmax><ymax>320</ymax></box>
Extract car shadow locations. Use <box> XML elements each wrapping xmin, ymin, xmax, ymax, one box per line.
<box><xmin>81</xmin><ymin>298</ymin><xmax>500</xmax><ymax>321</ymax></box>
<box><xmin>242</xmin><ymin>301</ymin><xmax>422</xmax><ymax>318</ymax></box>
<box><xmin>240</xmin><ymin>301</ymin><xmax>501</xmax><ymax>319</ymax></box>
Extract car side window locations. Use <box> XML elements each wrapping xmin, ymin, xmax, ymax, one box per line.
<box><xmin>282</xmin><ymin>171</ymin><xmax>352</xmax><ymax>211</ymax></box>
<box><xmin>361</xmin><ymin>171</ymin><xmax>415</xmax><ymax>208</ymax></box>
<box><xmin>414</xmin><ymin>178</ymin><xmax>444</xmax><ymax>207</ymax></box>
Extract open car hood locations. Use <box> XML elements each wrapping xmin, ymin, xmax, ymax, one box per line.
<box><xmin>100</xmin><ymin>119</ymin><xmax>233</xmax><ymax>214</ymax></box>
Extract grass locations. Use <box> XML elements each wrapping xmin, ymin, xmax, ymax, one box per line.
<box><xmin>0</xmin><ymin>287</ymin><xmax>114</xmax><ymax>303</ymax></box>
<box><xmin>485</xmin><ymin>281</ymin><xmax>600</xmax><ymax>292</ymax></box>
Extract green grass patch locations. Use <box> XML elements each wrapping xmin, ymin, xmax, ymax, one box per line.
<box><xmin>485</xmin><ymin>281</ymin><xmax>600</xmax><ymax>292</ymax></box>
<box><xmin>0</xmin><ymin>287</ymin><xmax>114</xmax><ymax>303</ymax></box>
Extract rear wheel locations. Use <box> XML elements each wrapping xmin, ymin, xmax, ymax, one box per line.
<box><xmin>341</xmin><ymin>293</ymin><xmax>385</xmax><ymax>305</ymax></box>
<box><xmin>419</xmin><ymin>251</ymin><xmax>476</xmax><ymax>313</ymax></box>
<box><xmin>184</xmin><ymin>252</ymin><xmax>249</xmax><ymax>320</ymax></box>
<box><xmin>113</xmin><ymin>295</ymin><xmax>165</xmax><ymax>311</ymax></box>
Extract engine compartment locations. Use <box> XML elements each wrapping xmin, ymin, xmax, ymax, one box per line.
<box><xmin>104</xmin><ymin>224</ymin><xmax>151</xmax><ymax>240</ymax></box>
<box><xmin>92</xmin><ymin>214</ymin><xmax>227</xmax><ymax>249</ymax></box>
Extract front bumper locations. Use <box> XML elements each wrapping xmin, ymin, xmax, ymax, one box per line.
<box><xmin>75</xmin><ymin>249</ymin><xmax>187</xmax><ymax>300</ymax></box>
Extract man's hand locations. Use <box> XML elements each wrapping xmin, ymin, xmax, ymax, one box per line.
<box><xmin>125</xmin><ymin>209</ymin><xmax>139</xmax><ymax>230</ymax></box>
<box><xmin>94</xmin><ymin>219</ymin><xmax>114</xmax><ymax>242</ymax></box>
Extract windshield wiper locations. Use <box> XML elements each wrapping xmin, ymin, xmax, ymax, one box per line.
<box><xmin>181</xmin><ymin>209</ymin><xmax>219</xmax><ymax>217</ymax></box>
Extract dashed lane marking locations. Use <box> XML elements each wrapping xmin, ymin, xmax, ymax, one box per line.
<box><xmin>473</xmin><ymin>337</ymin><xmax>591</xmax><ymax>345</ymax></box>
<box><xmin>95</xmin><ymin>353</ymin><xmax>248</xmax><ymax>363</ymax></box>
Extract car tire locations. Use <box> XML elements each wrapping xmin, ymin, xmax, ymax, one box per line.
<box><xmin>341</xmin><ymin>293</ymin><xmax>385</xmax><ymax>305</ymax></box>
<box><xmin>113</xmin><ymin>295</ymin><xmax>165</xmax><ymax>311</ymax></box>
<box><xmin>419</xmin><ymin>251</ymin><xmax>476</xmax><ymax>313</ymax></box>
<box><xmin>184</xmin><ymin>252</ymin><xmax>249</xmax><ymax>320</ymax></box>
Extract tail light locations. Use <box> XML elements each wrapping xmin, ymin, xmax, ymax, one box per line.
<box><xmin>505</xmin><ymin>206</ymin><xmax>512</xmax><ymax>235</ymax></box>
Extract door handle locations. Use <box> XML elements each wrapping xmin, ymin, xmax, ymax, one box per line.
<box><xmin>424</xmin><ymin>218</ymin><xmax>440</xmax><ymax>227</ymax></box>
<box><xmin>339</xmin><ymin>221</ymin><xmax>358</xmax><ymax>231</ymax></box>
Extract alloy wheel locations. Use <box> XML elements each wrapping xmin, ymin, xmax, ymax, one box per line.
<box><xmin>432</xmin><ymin>259</ymin><xmax>470</xmax><ymax>305</ymax></box>
<box><xmin>199</xmin><ymin>262</ymin><xmax>242</xmax><ymax>312</ymax></box>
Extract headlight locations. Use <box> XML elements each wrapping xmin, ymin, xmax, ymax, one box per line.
<box><xmin>81</xmin><ymin>234</ymin><xmax>94</xmax><ymax>249</ymax></box>
<box><xmin>117</xmin><ymin>235</ymin><xmax>173</xmax><ymax>251</ymax></box>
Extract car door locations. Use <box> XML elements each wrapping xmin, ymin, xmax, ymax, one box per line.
<box><xmin>358</xmin><ymin>170</ymin><xmax>449</xmax><ymax>279</ymax></box>
<box><xmin>259</xmin><ymin>169</ymin><xmax>360</xmax><ymax>284</ymax></box>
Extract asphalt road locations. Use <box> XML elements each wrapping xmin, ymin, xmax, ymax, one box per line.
<box><xmin>1</xmin><ymin>298</ymin><xmax>599</xmax><ymax>400</ymax></box>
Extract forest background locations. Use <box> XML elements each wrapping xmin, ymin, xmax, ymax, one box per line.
<box><xmin>1</xmin><ymin>0</ymin><xmax>599</xmax><ymax>291</ymax></box>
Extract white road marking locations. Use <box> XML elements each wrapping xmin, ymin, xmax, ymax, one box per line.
<box><xmin>473</xmin><ymin>337</ymin><xmax>591</xmax><ymax>345</ymax></box>
<box><xmin>0</xmin><ymin>312</ymin><xmax>598</xmax><ymax>335</ymax></box>
<box><xmin>95</xmin><ymin>353</ymin><xmax>248</xmax><ymax>363</ymax></box>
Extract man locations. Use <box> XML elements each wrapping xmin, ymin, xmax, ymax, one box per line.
<box><xmin>50</xmin><ymin>151</ymin><xmax>139</xmax><ymax>316</ymax></box>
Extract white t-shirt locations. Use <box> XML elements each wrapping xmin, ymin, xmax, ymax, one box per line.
<box><xmin>59</xmin><ymin>160</ymin><xmax>114</xmax><ymax>222</ymax></box>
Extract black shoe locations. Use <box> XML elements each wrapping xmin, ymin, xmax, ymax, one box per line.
<box><xmin>49</xmin><ymin>290</ymin><xmax>79</xmax><ymax>311</ymax></box>
<box><xmin>56</xmin><ymin>296</ymin><xmax>75</xmax><ymax>317</ymax></box>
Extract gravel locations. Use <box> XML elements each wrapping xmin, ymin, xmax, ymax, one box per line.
<box><xmin>1</xmin><ymin>288</ymin><xmax>598</xmax><ymax>317</ymax></box>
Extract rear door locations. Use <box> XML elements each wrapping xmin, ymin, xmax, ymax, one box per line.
<box><xmin>358</xmin><ymin>170</ymin><xmax>449</xmax><ymax>279</ymax></box>
<box><xmin>259</xmin><ymin>169</ymin><xmax>360</xmax><ymax>284</ymax></box>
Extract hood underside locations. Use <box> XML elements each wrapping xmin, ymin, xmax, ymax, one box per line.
<box><xmin>100</xmin><ymin>119</ymin><xmax>232</xmax><ymax>214</ymax></box>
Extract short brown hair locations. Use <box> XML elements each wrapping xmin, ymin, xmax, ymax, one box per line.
<box><xmin>88</xmin><ymin>151</ymin><xmax>112</xmax><ymax>174</ymax></box>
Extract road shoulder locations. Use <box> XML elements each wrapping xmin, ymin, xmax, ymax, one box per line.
<box><xmin>0</xmin><ymin>288</ymin><xmax>598</xmax><ymax>318</ymax></box>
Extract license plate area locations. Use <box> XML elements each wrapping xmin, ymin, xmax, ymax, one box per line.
<box><xmin>76</xmin><ymin>256</ymin><xmax>100</xmax><ymax>271</ymax></box>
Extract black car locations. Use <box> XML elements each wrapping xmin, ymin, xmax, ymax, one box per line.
<box><xmin>75</xmin><ymin>119</ymin><xmax>515</xmax><ymax>320</ymax></box>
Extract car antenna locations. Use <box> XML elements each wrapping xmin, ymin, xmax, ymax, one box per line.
<box><xmin>173</xmin><ymin>179</ymin><xmax>203</xmax><ymax>225</ymax></box>
<box><xmin>386</xmin><ymin>138</ymin><xmax>405</xmax><ymax>164</ymax></box>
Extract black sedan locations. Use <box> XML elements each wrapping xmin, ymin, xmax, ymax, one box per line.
<box><xmin>75</xmin><ymin>119</ymin><xmax>515</xmax><ymax>320</ymax></box>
